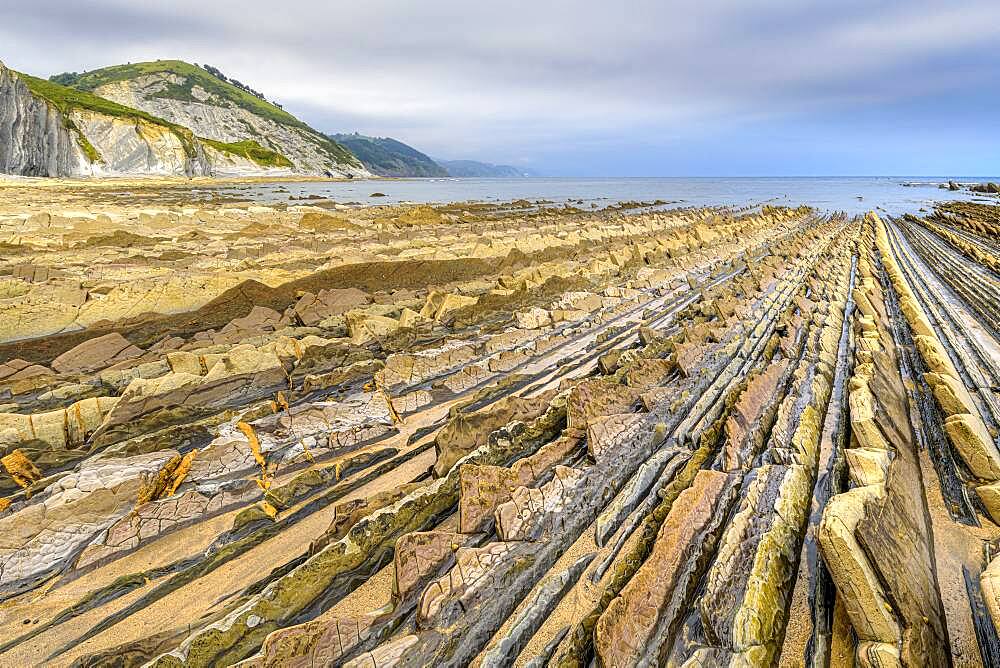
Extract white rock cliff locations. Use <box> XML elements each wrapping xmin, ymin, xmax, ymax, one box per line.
<box><xmin>0</xmin><ymin>61</ymin><xmax>370</xmax><ymax>178</ymax></box>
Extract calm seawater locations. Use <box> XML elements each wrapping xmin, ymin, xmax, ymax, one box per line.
<box><xmin>219</xmin><ymin>177</ymin><xmax>999</xmax><ymax>216</ymax></box>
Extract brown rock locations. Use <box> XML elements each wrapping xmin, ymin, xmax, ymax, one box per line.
<box><xmin>433</xmin><ymin>391</ymin><xmax>555</xmax><ymax>477</ymax></box>
<box><xmin>50</xmin><ymin>332</ymin><xmax>144</xmax><ymax>374</ymax></box>
<box><xmin>293</xmin><ymin>288</ymin><xmax>371</xmax><ymax>326</ymax></box>
<box><xmin>394</xmin><ymin>530</ymin><xmax>467</xmax><ymax>602</ymax></box>
<box><xmin>0</xmin><ymin>359</ymin><xmax>52</xmax><ymax>383</ymax></box>
<box><xmin>221</xmin><ymin>305</ymin><xmax>283</xmax><ymax>335</ymax></box>
<box><xmin>623</xmin><ymin>357</ymin><xmax>676</xmax><ymax>390</ymax></box>
<box><xmin>596</xmin><ymin>469</ymin><xmax>731</xmax><ymax>667</ymax></box>
<box><xmin>238</xmin><ymin>609</ymin><xmax>388</xmax><ymax>668</ymax></box>
<box><xmin>459</xmin><ymin>464</ymin><xmax>529</xmax><ymax>534</ymax></box>
<box><xmin>298</xmin><ymin>211</ymin><xmax>360</xmax><ymax>232</ymax></box>
<box><xmin>565</xmin><ymin>378</ymin><xmax>641</xmax><ymax>436</ymax></box>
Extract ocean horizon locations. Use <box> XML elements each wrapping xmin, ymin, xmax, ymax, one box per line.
<box><xmin>222</xmin><ymin>175</ymin><xmax>1000</xmax><ymax>216</ymax></box>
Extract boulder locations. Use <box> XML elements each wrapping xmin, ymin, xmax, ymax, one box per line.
<box><xmin>298</xmin><ymin>211</ymin><xmax>360</xmax><ymax>232</ymax></box>
<box><xmin>495</xmin><ymin>466</ymin><xmax>586</xmax><ymax>541</ymax></box>
<box><xmin>515</xmin><ymin>307</ymin><xmax>552</xmax><ymax>330</ymax></box>
<box><xmin>981</xmin><ymin>556</ymin><xmax>1000</xmax><ymax>633</ymax></box>
<box><xmin>924</xmin><ymin>371</ymin><xmax>977</xmax><ymax>416</ymax></box>
<box><xmin>976</xmin><ymin>483</ymin><xmax>1000</xmax><ymax>525</ymax></box>
<box><xmin>0</xmin><ymin>359</ymin><xmax>52</xmax><ymax>383</ymax></box>
<box><xmin>221</xmin><ymin>305</ymin><xmax>283</xmax><ymax>335</ymax></box>
<box><xmin>566</xmin><ymin>378</ymin><xmax>642</xmax><ymax>436</ymax></box>
<box><xmin>848</xmin><ymin>379</ymin><xmax>890</xmax><ymax>451</ymax></box>
<box><xmin>419</xmin><ymin>291</ymin><xmax>478</xmax><ymax>320</ymax></box>
<box><xmin>433</xmin><ymin>391</ymin><xmax>555</xmax><ymax>477</ymax></box>
<box><xmin>346</xmin><ymin>313</ymin><xmax>400</xmax><ymax>345</ymax></box>
<box><xmin>846</xmin><ymin>448</ymin><xmax>891</xmax><ymax>487</ymax></box>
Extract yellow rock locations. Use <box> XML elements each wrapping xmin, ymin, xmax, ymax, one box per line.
<box><xmin>166</xmin><ymin>351</ymin><xmax>207</xmax><ymax>375</ymax></box>
<box><xmin>943</xmin><ymin>413</ymin><xmax>1000</xmax><ymax>481</ymax></box>
<box><xmin>856</xmin><ymin>641</ymin><xmax>902</xmax><ymax>668</ymax></box>
<box><xmin>924</xmin><ymin>372</ymin><xmax>976</xmax><ymax>416</ymax></box>
<box><xmin>1</xmin><ymin>449</ymin><xmax>42</xmax><ymax>488</ymax></box>
<box><xmin>397</xmin><ymin>307</ymin><xmax>428</xmax><ymax>329</ymax></box>
<box><xmin>0</xmin><ymin>396</ymin><xmax>118</xmax><ymax>450</ymax></box>
<box><xmin>913</xmin><ymin>335</ymin><xmax>957</xmax><ymax>377</ymax></box>
<box><xmin>976</xmin><ymin>483</ymin><xmax>1000</xmax><ymax>525</ymax></box>
<box><xmin>981</xmin><ymin>556</ymin><xmax>1000</xmax><ymax>632</ymax></box>
<box><xmin>419</xmin><ymin>291</ymin><xmax>478</xmax><ymax>320</ymax></box>
<box><xmin>819</xmin><ymin>486</ymin><xmax>901</xmax><ymax>644</ymax></box>
<box><xmin>848</xmin><ymin>379</ymin><xmax>890</xmax><ymax>451</ymax></box>
<box><xmin>346</xmin><ymin>313</ymin><xmax>400</xmax><ymax>345</ymax></box>
<box><xmin>846</xmin><ymin>448</ymin><xmax>891</xmax><ymax>487</ymax></box>
<box><xmin>298</xmin><ymin>211</ymin><xmax>359</xmax><ymax>232</ymax></box>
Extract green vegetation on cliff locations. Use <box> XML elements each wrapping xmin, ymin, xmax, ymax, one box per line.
<box><xmin>22</xmin><ymin>70</ymin><xmax>288</xmax><ymax>168</ymax></box>
<box><xmin>329</xmin><ymin>133</ymin><xmax>448</xmax><ymax>177</ymax></box>
<box><xmin>51</xmin><ymin>60</ymin><xmax>360</xmax><ymax>168</ymax></box>
<box><xmin>200</xmin><ymin>138</ymin><xmax>292</xmax><ymax>168</ymax></box>
<box><xmin>16</xmin><ymin>71</ymin><xmax>199</xmax><ymax>161</ymax></box>
<box><xmin>54</xmin><ymin>60</ymin><xmax>302</xmax><ymax>128</ymax></box>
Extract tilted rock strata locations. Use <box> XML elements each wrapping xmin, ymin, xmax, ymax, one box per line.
<box><xmin>0</xmin><ymin>195</ymin><xmax>996</xmax><ymax>668</ymax></box>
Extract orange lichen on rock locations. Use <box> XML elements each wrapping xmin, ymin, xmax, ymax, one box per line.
<box><xmin>1</xmin><ymin>449</ymin><xmax>42</xmax><ymax>488</ymax></box>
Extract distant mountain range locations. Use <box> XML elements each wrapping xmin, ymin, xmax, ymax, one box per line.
<box><xmin>435</xmin><ymin>159</ymin><xmax>536</xmax><ymax>178</ymax></box>
<box><xmin>0</xmin><ymin>58</ymin><xmax>534</xmax><ymax>179</ymax></box>
<box><xmin>331</xmin><ymin>133</ymin><xmax>535</xmax><ymax>178</ymax></box>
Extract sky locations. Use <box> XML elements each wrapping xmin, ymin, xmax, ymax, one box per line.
<box><xmin>2</xmin><ymin>0</ymin><xmax>999</xmax><ymax>176</ymax></box>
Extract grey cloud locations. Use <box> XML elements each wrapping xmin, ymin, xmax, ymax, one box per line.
<box><xmin>1</xmin><ymin>0</ymin><xmax>997</xmax><ymax>173</ymax></box>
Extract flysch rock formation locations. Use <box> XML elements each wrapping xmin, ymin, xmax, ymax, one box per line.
<box><xmin>0</xmin><ymin>182</ymin><xmax>999</xmax><ymax>668</ymax></box>
<box><xmin>0</xmin><ymin>60</ymin><xmax>369</xmax><ymax>178</ymax></box>
<box><xmin>82</xmin><ymin>61</ymin><xmax>369</xmax><ymax>178</ymax></box>
<box><xmin>0</xmin><ymin>63</ymin><xmax>91</xmax><ymax>177</ymax></box>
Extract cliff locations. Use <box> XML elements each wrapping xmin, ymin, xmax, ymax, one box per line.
<box><xmin>330</xmin><ymin>133</ymin><xmax>448</xmax><ymax>177</ymax></box>
<box><xmin>60</xmin><ymin>61</ymin><xmax>368</xmax><ymax>177</ymax></box>
<box><xmin>0</xmin><ymin>61</ymin><xmax>310</xmax><ymax>177</ymax></box>
<box><xmin>0</xmin><ymin>61</ymin><xmax>89</xmax><ymax>176</ymax></box>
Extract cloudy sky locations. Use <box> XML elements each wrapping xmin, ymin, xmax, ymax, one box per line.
<box><xmin>3</xmin><ymin>0</ymin><xmax>999</xmax><ymax>175</ymax></box>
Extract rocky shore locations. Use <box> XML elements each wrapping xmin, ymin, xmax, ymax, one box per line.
<box><xmin>0</xmin><ymin>181</ymin><xmax>998</xmax><ymax>667</ymax></box>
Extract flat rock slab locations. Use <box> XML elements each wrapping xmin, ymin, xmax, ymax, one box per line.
<box><xmin>596</xmin><ymin>469</ymin><xmax>732</xmax><ymax>667</ymax></box>
<box><xmin>51</xmin><ymin>332</ymin><xmax>144</xmax><ymax>374</ymax></box>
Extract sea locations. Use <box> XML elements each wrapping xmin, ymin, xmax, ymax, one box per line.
<box><xmin>216</xmin><ymin>176</ymin><xmax>999</xmax><ymax>216</ymax></box>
